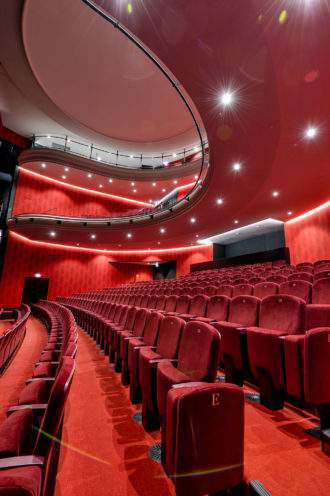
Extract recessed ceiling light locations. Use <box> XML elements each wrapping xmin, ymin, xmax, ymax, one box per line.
<box><xmin>195</xmin><ymin>234</ymin><xmax>199</xmax><ymax>238</ymax></box>
<box><xmin>131</xmin><ymin>182</ymin><xmax>135</xmax><ymax>186</ymax></box>
<box><xmin>41</xmin><ymin>163</ymin><xmax>46</xmax><ymax>168</ymax></box>
<box><xmin>130</xmin><ymin>155</ymin><xmax>134</xmax><ymax>159</ymax></box>
<box><xmin>64</xmin><ymin>167</ymin><xmax>69</xmax><ymax>172</ymax></box>
<box><xmin>272</xmin><ymin>190</ymin><xmax>279</xmax><ymax>197</ymax></box>
<box><xmin>160</xmin><ymin>228</ymin><xmax>165</xmax><ymax>234</ymax></box>
<box><xmin>133</xmin><ymin>189</ymin><xmax>137</xmax><ymax>193</ymax></box>
<box><xmin>97</xmin><ymin>156</ymin><xmax>101</xmax><ymax>161</ymax></box>
<box><xmin>49</xmin><ymin>231</ymin><xmax>56</xmax><ymax>237</ymax></box>
<box><xmin>76</xmin><ymin>243</ymin><xmax>80</xmax><ymax>246</ymax></box>
<box><xmin>164</xmin><ymin>161</ymin><xmax>169</xmax><ymax>166</ymax></box>
<box><xmin>148</xmin><ymin>199</ymin><xmax>153</xmax><ymax>203</ymax></box>
<box><xmin>47</xmin><ymin>135</ymin><xmax>51</xmax><ymax>139</ymax></box>
<box><xmin>87</xmin><ymin>173</ymin><xmax>92</xmax><ymax>178</ymax></box>
<box><xmin>216</xmin><ymin>197</ymin><xmax>224</xmax><ymax>205</ymax></box>
<box><xmin>157</xmin><ymin>241</ymin><xmax>161</xmax><ymax>245</ymax></box>
<box><xmin>34</xmin><ymin>273</ymin><xmax>41</xmax><ymax>278</ymax></box>
<box><xmin>61</xmin><ymin>175</ymin><xmax>66</xmax><ymax>180</ymax></box>
<box><xmin>194</xmin><ymin>147</ymin><xmax>199</xmax><ymax>152</ymax></box>
<box><xmin>91</xmin><ymin>234</ymin><xmax>96</xmax><ymax>239</ymax></box>
<box><xmin>152</xmin><ymin>182</ymin><xmax>156</xmax><ymax>187</ymax></box>
<box><xmin>127</xmin><ymin>233</ymin><xmax>132</xmax><ymax>238</ymax></box>
<box><xmin>173</xmin><ymin>153</ymin><xmax>177</xmax><ymax>158</ymax></box>
<box><xmin>109</xmin><ymin>178</ymin><xmax>113</xmax><ymax>183</ymax></box>
<box><xmin>173</xmin><ymin>180</ymin><xmax>178</xmax><ymax>185</ymax></box>
<box><xmin>220</xmin><ymin>90</ymin><xmax>234</xmax><ymax>107</ymax></box>
<box><xmin>234</xmin><ymin>220</ymin><xmax>239</xmax><ymax>224</ymax></box>
<box><xmin>194</xmin><ymin>175</ymin><xmax>198</xmax><ymax>180</ymax></box>
<box><xmin>232</xmin><ymin>162</ymin><xmax>242</xmax><ymax>172</ymax></box>
<box><xmin>99</xmin><ymin>184</ymin><xmax>103</xmax><ymax>188</ymax></box>
<box><xmin>287</xmin><ymin>211</ymin><xmax>293</xmax><ymax>216</ymax></box>
<box><xmin>304</xmin><ymin>126</ymin><xmax>318</xmax><ymax>140</ymax></box>
<box><xmin>162</xmin><ymin>188</ymin><xmax>166</xmax><ymax>193</ymax></box>
<box><xmin>190</xmin><ymin>217</ymin><xmax>196</xmax><ymax>224</ymax></box>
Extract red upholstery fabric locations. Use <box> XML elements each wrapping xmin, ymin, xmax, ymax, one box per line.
<box><xmin>165</xmin><ymin>383</ymin><xmax>244</xmax><ymax>495</ymax></box>
<box><xmin>304</xmin><ymin>327</ymin><xmax>330</xmax><ymax>406</ymax></box>
<box><xmin>255</xmin><ymin>295</ymin><xmax>305</xmax><ymax>333</ymax></box>
<box><xmin>157</xmin><ymin>321</ymin><xmax>221</xmax><ymax>420</ymax></box>
<box><xmin>284</xmin><ymin>334</ymin><xmax>305</xmax><ymax>400</ymax></box>
<box><xmin>0</xmin><ymin>467</ymin><xmax>42</xmax><ymax>496</ymax></box>
<box><xmin>33</xmin><ymin>363</ymin><xmax>56</xmax><ymax>378</ymax></box>
<box><xmin>227</xmin><ymin>295</ymin><xmax>260</xmax><ymax>326</ymax></box>
<box><xmin>18</xmin><ymin>381</ymin><xmax>48</xmax><ymax>405</ymax></box>
<box><xmin>232</xmin><ymin>284</ymin><xmax>253</xmax><ymax>297</ymax></box>
<box><xmin>312</xmin><ymin>278</ymin><xmax>330</xmax><ymax>304</ymax></box>
<box><xmin>305</xmin><ymin>304</ymin><xmax>330</xmax><ymax>329</ymax></box>
<box><xmin>0</xmin><ymin>410</ymin><xmax>33</xmax><ymax>457</ymax></box>
<box><xmin>253</xmin><ymin>282</ymin><xmax>279</xmax><ymax>299</ymax></box>
<box><xmin>288</xmin><ymin>272</ymin><xmax>314</xmax><ymax>283</ymax></box>
<box><xmin>279</xmin><ymin>280</ymin><xmax>312</xmax><ymax>303</ymax></box>
<box><xmin>197</xmin><ymin>295</ymin><xmax>230</xmax><ymax>323</ymax></box>
<box><xmin>217</xmin><ymin>285</ymin><xmax>233</xmax><ymax>297</ymax></box>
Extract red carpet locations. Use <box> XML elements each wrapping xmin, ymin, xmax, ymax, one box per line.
<box><xmin>55</xmin><ymin>329</ymin><xmax>330</xmax><ymax>496</ymax></box>
<box><xmin>0</xmin><ymin>316</ymin><xmax>48</xmax><ymax>421</ymax></box>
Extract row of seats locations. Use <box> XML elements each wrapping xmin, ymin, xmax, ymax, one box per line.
<box><xmin>0</xmin><ymin>301</ymin><xmax>77</xmax><ymax>496</ymax></box>
<box><xmin>0</xmin><ymin>305</ymin><xmax>30</xmax><ymax>374</ymax></box>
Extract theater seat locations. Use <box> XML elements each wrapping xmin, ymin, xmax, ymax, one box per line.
<box><xmin>128</xmin><ymin>312</ymin><xmax>164</xmax><ymax>403</ymax></box>
<box><xmin>177</xmin><ymin>294</ymin><xmax>209</xmax><ymax>321</ymax></box>
<box><xmin>139</xmin><ymin>316</ymin><xmax>185</xmax><ymax>431</ymax></box>
<box><xmin>279</xmin><ymin>280</ymin><xmax>312</xmax><ymax>303</ymax></box>
<box><xmin>157</xmin><ymin>321</ymin><xmax>221</xmax><ymax>434</ymax></box>
<box><xmin>0</xmin><ymin>466</ymin><xmax>42</xmax><ymax>496</ymax></box>
<box><xmin>247</xmin><ymin>295</ymin><xmax>305</xmax><ymax>409</ymax></box>
<box><xmin>253</xmin><ymin>282</ymin><xmax>279</xmax><ymax>299</ymax></box>
<box><xmin>215</xmin><ymin>296</ymin><xmax>260</xmax><ymax>386</ymax></box>
<box><xmin>164</xmin><ymin>383</ymin><xmax>244</xmax><ymax>496</ymax></box>
<box><xmin>197</xmin><ymin>295</ymin><xmax>230</xmax><ymax>323</ymax></box>
<box><xmin>232</xmin><ymin>284</ymin><xmax>253</xmax><ymax>297</ymax></box>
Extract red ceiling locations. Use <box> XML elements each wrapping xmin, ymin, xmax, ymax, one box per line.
<box><xmin>7</xmin><ymin>0</ymin><xmax>330</xmax><ymax>250</ymax></box>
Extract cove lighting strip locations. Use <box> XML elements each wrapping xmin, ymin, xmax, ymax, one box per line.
<box><xmin>286</xmin><ymin>200</ymin><xmax>330</xmax><ymax>224</ymax></box>
<box><xmin>10</xmin><ymin>231</ymin><xmax>212</xmax><ymax>255</ymax></box>
<box><xmin>19</xmin><ymin>167</ymin><xmax>152</xmax><ymax>208</ymax></box>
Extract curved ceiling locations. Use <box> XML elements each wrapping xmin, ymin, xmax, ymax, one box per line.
<box><xmin>4</xmin><ymin>0</ymin><xmax>330</xmax><ymax>250</ymax></box>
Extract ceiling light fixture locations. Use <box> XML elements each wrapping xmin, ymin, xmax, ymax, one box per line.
<box><xmin>91</xmin><ymin>234</ymin><xmax>96</xmax><ymax>239</ymax></box>
<box><xmin>232</xmin><ymin>162</ymin><xmax>242</xmax><ymax>172</ymax></box>
<box><xmin>190</xmin><ymin>217</ymin><xmax>196</xmax><ymax>224</ymax></box>
<box><xmin>49</xmin><ymin>231</ymin><xmax>56</xmax><ymax>237</ymax></box>
<box><xmin>173</xmin><ymin>180</ymin><xmax>178</xmax><ymax>185</ymax></box>
<box><xmin>234</xmin><ymin>220</ymin><xmax>239</xmax><ymax>224</ymax></box>
<box><xmin>99</xmin><ymin>184</ymin><xmax>103</xmax><ymax>189</ymax></box>
<box><xmin>216</xmin><ymin>197</ymin><xmax>224</xmax><ymax>205</ymax></box>
<box><xmin>160</xmin><ymin>228</ymin><xmax>165</xmax><ymax>234</ymax></box>
<box><xmin>127</xmin><ymin>233</ymin><xmax>132</xmax><ymax>238</ymax></box>
<box><xmin>220</xmin><ymin>90</ymin><xmax>234</xmax><ymax>107</ymax></box>
<box><xmin>152</xmin><ymin>182</ymin><xmax>156</xmax><ymax>187</ymax></box>
<box><xmin>304</xmin><ymin>126</ymin><xmax>318</xmax><ymax>140</ymax></box>
<box><xmin>287</xmin><ymin>211</ymin><xmax>293</xmax><ymax>216</ymax></box>
<box><xmin>272</xmin><ymin>191</ymin><xmax>280</xmax><ymax>197</ymax></box>
<box><xmin>41</xmin><ymin>163</ymin><xmax>46</xmax><ymax>168</ymax></box>
<box><xmin>62</xmin><ymin>175</ymin><xmax>66</xmax><ymax>180</ymax></box>
<box><xmin>87</xmin><ymin>173</ymin><xmax>92</xmax><ymax>178</ymax></box>
<box><xmin>34</xmin><ymin>273</ymin><xmax>41</xmax><ymax>278</ymax></box>
<box><xmin>108</xmin><ymin>178</ymin><xmax>113</xmax><ymax>183</ymax></box>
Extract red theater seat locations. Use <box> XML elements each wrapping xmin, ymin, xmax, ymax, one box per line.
<box><xmin>253</xmin><ymin>282</ymin><xmax>279</xmax><ymax>299</ymax></box>
<box><xmin>164</xmin><ymin>383</ymin><xmax>244</xmax><ymax>496</ymax></box>
<box><xmin>157</xmin><ymin>321</ymin><xmax>221</xmax><ymax>434</ymax></box>
<box><xmin>178</xmin><ymin>294</ymin><xmax>209</xmax><ymax>321</ymax></box>
<box><xmin>215</xmin><ymin>296</ymin><xmax>260</xmax><ymax>385</ymax></box>
<box><xmin>217</xmin><ymin>285</ymin><xmax>233</xmax><ymax>297</ymax></box>
<box><xmin>139</xmin><ymin>316</ymin><xmax>184</xmax><ymax>431</ymax></box>
<box><xmin>279</xmin><ymin>280</ymin><xmax>312</xmax><ymax>303</ymax></box>
<box><xmin>128</xmin><ymin>312</ymin><xmax>163</xmax><ymax>403</ymax></box>
<box><xmin>232</xmin><ymin>284</ymin><xmax>253</xmax><ymax>297</ymax></box>
<box><xmin>288</xmin><ymin>272</ymin><xmax>314</xmax><ymax>283</ymax></box>
<box><xmin>247</xmin><ymin>295</ymin><xmax>305</xmax><ymax>409</ymax></box>
<box><xmin>166</xmin><ymin>295</ymin><xmax>191</xmax><ymax>316</ymax></box>
<box><xmin>197</xmin><ymin>295</ymin><xmax>230</xmax><ymax>324</ymax></box>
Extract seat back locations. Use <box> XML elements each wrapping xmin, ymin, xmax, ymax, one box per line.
<box><xmin>228</xmin><ymin>296</ymin><xmax>260</xmax><ymax>326</ymax></box>
<box><xmin>132</xmin><ymin>308</ymin><xmax>149</xmax><ymax>336</ymax></box>
<box><xmin>177</xmin><ymin>321</ymin><xmax>221</xmax><ymax>381</ymax></box>
<box><xmin>155</xmin><ymin>296</ymin><xmax>165</xmax><ymax>311</ymax></box>
<box><xmin>279</xmin><ymin>280</ymin><xmax>312</xmax><ymax>303</ymax></box>
<box><xmin>304</xmin><ymin>328</ymin><xmax>330</xmax><ymax>406</ymax></box>
<box><xmin>259</xmin><ymin>295</ymin><xmax>305</xmax><ymax>333</ymax></box>
<box><xmin>312</xmin><ymin>278</ymin><xmax>330</xmax><ymax>304</ymax></box>
<box><xmin>175</xmin><ymin>295</ymin><xmax>191</xmax><ymax>314</ymax></box>
<box><xmin>166</xmin><ymin>383</ymin><xmax>244</xmax><ymax>496</ymax></box>
<box><xmin>288</xmin><ymin>272</ymin><xmax>314</xmax><ymax>283</ymax></box>
<box><xmin>123</xmin><ymin>306</ymin><xmax>138</xmax><ymax>331</ymax></box>
<box><xmin>314</xmin><ymin>270</ymin><xmax>330</xmax><ymax>281</ymax></box>
<box><xmin>156</xmin><ymin>316</ymin><xmax>185</xmax><ymax>358</ymax></box>
<box><xmin>140</xmin><ymin>295</ymin><xmax>149</xmax><ymax>308</ymax></box>
<box><xmin>253</xmin><ymin>282</ymin><xmax>279</xmax><ymax>299</ymax></box>
<box><xmin>206</xmin><ymin>295</ymin><xmax>230</xmax><ymax>321</ymax></box>
<box><xmin>232</xmin><ymin>284</ymin><xmax>253</xmax><ymax>297</ymax></box>
<box><xmin>164</xmin><ymin>295</ymin><xmax>177</xmax><ymax>312</ymax></box>
<box><xmin>204</xmin><ymin>285</ymin><xmax>218</xmax><ymax>296</ymax></box>
<box><xmin>147</xmin><ymin>295</ymin><xmax>157</xmax><ymax>309</ymax></box>
<box><xmin>141</xmin><ymin>311</ymin><xmax>163</xmax><ymax>345</ymax></box>
<box><xmin>266</xmin><ymin>275</ymin><xmax>287</xmax><ymax>284</ymax></box>
<box><xmin>217</xmin><ymin>285</ymin><xmax>233</xmax><ymax>297</ymax></box>
<box><xmin>189</xmin><ymin>295</ymin><xmax>209</xmax><ymax>317</ymax></box>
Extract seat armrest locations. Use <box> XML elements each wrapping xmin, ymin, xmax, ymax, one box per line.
<box><xmin>0</xmin><ymin>455</ymin><xmax>44</xmax><ymax>470</ymax></box>
<box><xmin>7</xmin><ymin>404</ymin><xmax>47</xmax><ymax>417</ymax></box>
<box><xmin>26</xmin><ymin>377</ymin><xmax>55</xmax><ymax>384</ymax></box>
<box><xmin>172</xmin><ymin>381</ymin><xmax>205</xmax><ymax>390</ymax></box>
<box><xmin>149</xmin><ymin>358</ymin><xmax>178</xmax><ymax>365</ymax></box>
<box><xmin>35</xmin><ymin>361</ymin><xmax>59</xmax><ymax>367</ymax></box>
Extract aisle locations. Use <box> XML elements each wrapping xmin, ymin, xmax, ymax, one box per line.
<box><xmin>0</xmin><ymin>316</ymin><xmax>48</xmax><ymax>421</ymax></box>
<box><xmin>56</xmin><ymin>329</ymin><xmax>330</xmax><ymax>496</ymax></box>
<box><xmin>55</xmin><ymin>329</ymin><xmax>175</xmax><ymax>496</ymax></box>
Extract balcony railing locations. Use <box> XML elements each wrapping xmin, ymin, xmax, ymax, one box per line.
<box><xmin>31</xmin><ymin>135</ymin><xmax>208</xmax><ymax>170</ymax></box>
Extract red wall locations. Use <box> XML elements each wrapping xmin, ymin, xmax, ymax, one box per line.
<box><xmin>285</xmin><ymin>202</ymin><xmax>330</xmax><ymax>265</ymax></box>
<box><xmin>0</xmin><ymin>234</ymin><xmax>212</xmax><ymax>307</ymax></box>
<box><xmin>13</xmin><ymin>170</ymin><xmax>137</xmax><ymax>217</ymax></box>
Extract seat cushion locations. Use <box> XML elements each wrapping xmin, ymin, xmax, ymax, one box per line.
<box><xmin>0</xmin><ymin>466</ymin><xmax>42</xmax><ymax>496</ymax></box>
<box><xmin>33</xmin><ymin>363</ymin><xmax>56</xmax><ymax>378</ymax></box>
<box><xmin>0</xmin><ymin>410</ymin><xmax>33</xmax><ymax>457</ymax></box>
<box><xmin>18</xmin><ymin>381</ymin><xmax>48</xmax><ymax>405</ymax></box>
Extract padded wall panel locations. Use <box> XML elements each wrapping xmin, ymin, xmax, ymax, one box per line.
<box><xmin>13</xmin><ymin>169</ymin><xmax>135</xmax><ymax>217</ymax></box>
<box><xmin>285</xmin><ymin>204</ymin><xmax>330</xmax><ymax>264</ymax></box>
